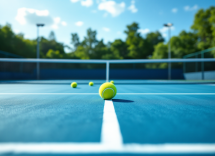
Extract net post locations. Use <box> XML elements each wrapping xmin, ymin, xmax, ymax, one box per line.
<box><xmin>106</xmin><ymin>61</ymin><xmax>109</xmax><ymax>82</ymax></box>
<box><xmin>201</xmin><ymin>53</ymin><xmax>204</xmax><ymax>80</ymax></box>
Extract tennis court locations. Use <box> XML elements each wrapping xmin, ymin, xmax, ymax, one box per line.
<box><xmin>0</xmin><ymin>79</ymin><xmax>215</xmax><ymax>155</ymax></box>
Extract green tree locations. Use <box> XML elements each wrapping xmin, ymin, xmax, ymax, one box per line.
<box><xmin>40</xmin><ymin>37</ymin><xmax>65</xmax><ymax>57</ymax></box>
<box><xmin>110</xmin><ymin>39</ymin><xmax>128</xmax><ymax>59</ymax></box>
<box><xmin>0</xmin><ymin>24</ymin><xmax>36</xmax><ymax>58</ymax></box>
<box><xmin>73</xmin><ymin>28</ymin><xmax>98</xmax><ymax>59</ymax></box>
<box><xmin>46</xmin><ymin>49</ymin><xmax>62</xmax><ymax>58</ymax></box>
<box><xmin>73</xmin><ymin>45</ymin><xmax>89</xmax><ymax>59</ymax></box>
<box><xmin>91</xmin><ymin>39</ymin><xmax>109</xmax><ymax>59</ymax></box>
<box><xmin>170</xmin><ymin>31</ymin><xmax>198</xmax><ymax>58</ymax></box>
<box><xmin>191</xmin><ymin>6</ymin><xmax>215</xmax><ymax>50</ymax></box>
<box><xmin>145</xmin><ymin>31</ymin><xmax>164</xmax><ymax>57</ymax></box>
<box><xmin>147</xmin><ymin>42</ymin><xmax>168</xmax><ymax>68</ymax></box>
<box><xmin>48</xmin><ymin>31</ymin><xmax>56</xmax><ymax>41</ymax></box>
<box><xmin>71</xmin><ymin>33</ymin><xmax>80</xmax><ymax>50</ymax></box>
<box><xmin>124</xmin><ymin>22</ymin><xmax>150</xmax><ymax>59</ymax></box>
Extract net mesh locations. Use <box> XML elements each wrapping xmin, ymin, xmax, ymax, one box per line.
<box><xmin>0</xmin><ymin>58</ymin><xmax>215</xmax><ymax>80</ymax></box>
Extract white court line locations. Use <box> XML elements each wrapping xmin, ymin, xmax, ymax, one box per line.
<box><xmin>101</xmin><ymin>100</ymin><xmax>123</xmax><ymax>148</ymax></box>
<box><xmin>0</xmin><ymin>93</ymin><xmax>215</xmax><ymax>95</ymax></box>
<box><xmin>0</xmin><ymin>100</ymin><xmax>215</xmax><ymax>154</ymax></box>
<box><xmin>117</xmin><ymin>93</ymin><xmax>215</xmax><ymax>95</ymax></box>
<box><xmin>0</xmin><ymin>93</ymin><xmax>98</xmax><ymax>95</ymax></box>
<box><xmin>0</xmin><ymin>143</ymin><xmax>215</xmax><ymax>154</ymax></box>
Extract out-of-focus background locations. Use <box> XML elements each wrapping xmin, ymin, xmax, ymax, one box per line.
<box><xmin>0</xmin><ymin>0</ymin><xmax>215</xmax><ymax>80</ymax></box>
<box><xmin>1</xmin><ymin>1</ymin><xmax>215</xmax><ymax>155</ymax></box>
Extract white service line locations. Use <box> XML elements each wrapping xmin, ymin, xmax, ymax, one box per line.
<box><xmin>117</xmin><ymin>93</ymin><xmax>215</xmax><ymax>95</ymax></box>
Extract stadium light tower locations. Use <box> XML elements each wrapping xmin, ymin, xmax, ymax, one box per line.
<box><xmin>164</xmin><ymin>23</ymin><xmax>173</xmax><ymax>80</ymax></box>
<box><xmin>36</xmin><ymin>23</ymin><xmax>45</xmax><ymax>80</ymax></box>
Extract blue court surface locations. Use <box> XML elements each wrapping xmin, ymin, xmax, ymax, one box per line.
<box><xmin>0</xmin><ymin>80</ymin><xmax>215</xmax><ymax>156</ymax></box>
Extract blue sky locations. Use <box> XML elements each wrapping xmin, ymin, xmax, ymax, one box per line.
<box><xmin>0</xmin><ymin>0</ymin><xmax>214</xmax><ymax>52</ymax></box>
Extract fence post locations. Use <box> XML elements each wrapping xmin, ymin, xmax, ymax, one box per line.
<box><xmin>106</xmin><ymin>61</ymin><xmax>109</xmax><ymax>82</ymax></box>
<box><xmin>183</xmin><ymin>61</ymin><xmax>185</xmax><ymax>74</ymax></box>
<box><xmin>195</xmin><ymin>55</ymin><xmax>198</xmax><ymax>72</ymax></box>
<box><xmin>201</xmin><ymin>53</ymin><xmax>204</xmax><ymax>80</ymax></box>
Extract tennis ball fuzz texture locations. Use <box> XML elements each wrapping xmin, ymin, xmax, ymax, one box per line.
<box><xmin>89</xmin><ymin>82</ymin><xmax>94</xmax><ymax>86</ymax></box>
<box><xmin>71</xmin><ymin>82</ymin><xmax>77</xmax><ymax>88</ymax></box>
<box><xmin>110</xmin><ymin>80</ymin><xmax>114</xmax><ymax>84</ymax></box>
<box><xmin>99</xmin><ymin>82</ymin><xmax>117</xmax><ymax>100</ymax></box>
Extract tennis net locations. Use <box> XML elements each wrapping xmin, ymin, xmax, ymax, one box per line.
<box><xmin>0</xmin><ymin>58</ymin><xmax>215</xmax><ymax>81</ymax></box>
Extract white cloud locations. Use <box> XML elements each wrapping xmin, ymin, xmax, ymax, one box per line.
<box><xmin>103</xmin><ymin>27</ymin><xmax>110</xmax><ymax>32</ymax></box>
<box><xmin>52</xmin><ymin>17</ymin><xmax>61</xmax><ymax>29</ymax></box>
<box><xmin>81</xmin><ymin>0</ymin><xmax>93</xmax><ymax>7</ymax></box>
<box><xmin>14</xmin><ymin>29</ymin><xmax>20</xmax><ymax>34</ymax></box>
<box><xmin>25</xmin><ymin>35</ymin><xmax>30</xmax><ymax>38</ymax></box>
<box><xmin>15</xmin><ymin>8</ymin><xmax>66</xmax><ymax>30</ymax></box>
<box><xmin>159</xmin><ymin>26</ymin><xmax>175</xmax><ymax>38</ymax></box>
<box><xmin>172</xmin><ymin>8</ymin><xmax>178</xmax><ymax>13</ymax></box>
<box><xmin>75</xmin><ymin>21</ymin><xmax>84</xmax><ymax>26</ymax></box>
<box><xmin>184</xmin><ymin>5</ymin><xmax>198</xmax><ymax>11</ymax></box>
<box><xmin>15</xmin><ymin>8</ymin><xmax>52</xmax><ymax>25</ymax></box>
<box><xmin>61</xmin><ymin>21</ymin><xmax>67</xmax><ymax>26</ymax></box>
<box><xmin>138</xmin><ymin>28</ymin><xmax>150</xmax><ymax>35</ymax></box>
<box><xmin>71</xmin><ymin>0</ymin><xmax>80</xmax><ymax>3</ymax></box>
<box><xmin>128</xmin><ymin>0</ymin><xmax>138</xmax><ymax>13</ymax></box>
<box><xmin>54</xmin><ymin>17</ymin><xmax>61</xmax><ymax>24</ymax></box>
<box><xmin>98</xmin><ymin>0</ymin><xmax>125</xmax><ymax>17</ymax></box>
<box><xmin>52</xmin><ymin>25</ymin><xmax>59</xmax><ymax>30</ymax></box>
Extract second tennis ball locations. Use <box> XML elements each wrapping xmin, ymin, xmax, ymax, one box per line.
<box><xmin>71</xmin><ymin>82</ymin><xmax>77</xmax><ymax>88</ymax></box>
<box><xmin>89</xmin><ymin>82</ymin><xmax>94</xmax><ymax>86</ymax></box>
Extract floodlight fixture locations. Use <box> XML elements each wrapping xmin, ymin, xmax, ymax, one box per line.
<box><xmin>164</xmin><ymin>23</ymin><xmax>173</xmax><ymax>27</ymax></box>
<box><xmin>36</xmin><ymin>24</ymin><xmax>45</xmax><ymax>27</ymax></box>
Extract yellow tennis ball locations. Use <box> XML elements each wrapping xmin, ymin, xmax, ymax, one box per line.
<box><xmin>71</xmin><ymin>82</ymin><xmax>77</xmax><ymax>88</ymax></box>
<box><xmin>110</xmin><ymin>80</ymin><xmax>114</xmax><ymax>84</ymax></box>
<box><xmin>99</xmin><ymin>82</ymin><xmax>117</xmax><ymax>100</ymax></box>
<box><xmin>89</xmin><ymin>82</ymin><xmax>94</xmax><ymax>86</ymax></box>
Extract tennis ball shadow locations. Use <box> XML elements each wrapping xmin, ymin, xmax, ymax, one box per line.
<box><xmin>112</xmin><ymin>99</ymin><xmax>134</xmax><ymax>103</ymax></box>
<box><xmin>72</xmin><ymin>87</ymin><xmax>81</xmax><ymax>89</ymax></box>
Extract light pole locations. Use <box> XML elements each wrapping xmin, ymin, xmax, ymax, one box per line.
<box><xmin>36</xmin><ymin>23</ymin><xmax>44</xmax><ymax>80</ymax></box>
<box><xmin>164</xmin><ymin>23</ymin><xmax>173</xmax><ymax>80</ymax></box>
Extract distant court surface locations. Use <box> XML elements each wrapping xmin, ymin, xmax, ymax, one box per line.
<box><xmin>0</xmin><ymin>80</ymin><xmax>215</xmax><ymax>156</ymax></box>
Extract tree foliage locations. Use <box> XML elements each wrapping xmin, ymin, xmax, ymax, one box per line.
<box><xmin>0</xmin><ymin>6</ymin><xmax>215</xmax><ymax>61</ymax></box>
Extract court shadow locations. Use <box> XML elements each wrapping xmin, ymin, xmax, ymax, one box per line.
<box><xmin>112</xmin><ymin>99</ymin><xmax>134</xmax><ymax>103</ymax></box>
